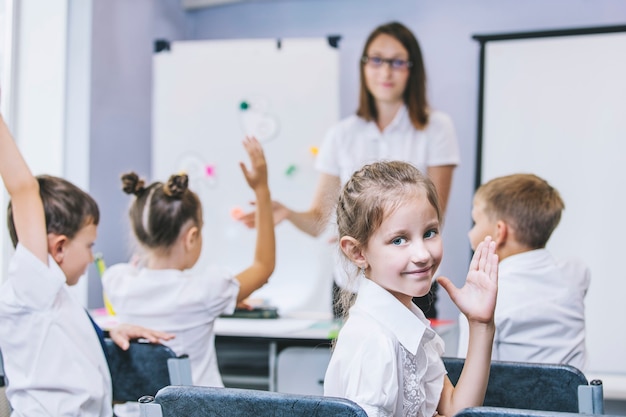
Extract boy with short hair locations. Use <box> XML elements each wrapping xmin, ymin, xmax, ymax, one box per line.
<box><xmin>0</xmin><ymin>112</ymin><xmax>174</xmax><ymax>416</ymax></box>
<box><xmin>457</xmin><ymin>173</ymin><xmax>590</xmax><ymax>370</ymax></box>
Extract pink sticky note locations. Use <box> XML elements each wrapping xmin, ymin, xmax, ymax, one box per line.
<box><xmin>230</xmin><ymin>207</ymin><xmax>244</xmax><ymax>220</ymax></box>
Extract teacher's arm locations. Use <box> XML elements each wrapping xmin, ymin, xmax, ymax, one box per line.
<box><xmin>283</xmin><ymin>173</ymin><xmax>341</xmax><ymax>237</ymax></box>
<box><xmin>237</xmin><ymin>172</ymin><xmax>341</xmax><ymax>237</ymax></box>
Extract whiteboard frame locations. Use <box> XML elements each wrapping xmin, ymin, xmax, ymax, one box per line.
<box><xmin>473</xmin><ymin>25</ymin><xmax>626</xmax><ymax>378</ymax></box>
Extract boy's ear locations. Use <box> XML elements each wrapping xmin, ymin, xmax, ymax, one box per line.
<box><xmin>339</xmin><ymin>236</ymin><xmax>368</xmax><ymax>269</ymax></box>
<box><xmin>48</xmin><ymin>234</ymin><xmax>68</xmax><ymax>264</ymax></box>
<box><xmin>494</xmin><ymin>220</ymin><xmax>508</xmax><ymax>247</ymax></box>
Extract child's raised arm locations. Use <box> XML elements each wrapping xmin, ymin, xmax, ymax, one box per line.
<box><xmin>436</xmin><ymin>236</ymin><xmax>498</xmax><ymax>417</ymax></box>
<box><xmin>234</xmin><ymin>136</ymin><xmax>276</xmax><ymax>302</ymax></box>
<box><xmin>0</xmin><ymin>114</ymin><xmax>47</xmax><ymax>263</ymax></box>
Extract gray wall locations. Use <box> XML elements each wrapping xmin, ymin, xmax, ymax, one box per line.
<box><xmin>87</xmin><ymin>0</ymin><xmax>189</xmax><ymax>306</ymax></box>
<box><xmin>87</xmin><ymin>0</ymin><xmax>626</xmax><ymax>322</ymax></box>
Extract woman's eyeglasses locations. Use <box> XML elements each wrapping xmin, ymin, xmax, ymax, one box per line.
<box><xmin>361</xmin><ymin>56</ymin><xmax>413</xmax><ymax>70</ymax></box>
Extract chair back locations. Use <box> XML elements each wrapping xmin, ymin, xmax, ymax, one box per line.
<box><xmin>0</xmin><ymin>348</ymin><xmax>10</xmax><ymax>417</ymax></box>
<box><xmin>139</xmin><ymin>385</ymin><xmax>368</xmax><ymax>417</ymax></box>
<box><xmin>0</xmin><ymin>348</ymin><xmax>5</xmax><ymax>388</ymax></box>
<box><xmin>443</xmin><ymin>357</ymin><xmax>589</xmax><ymax>413</ymax></box>
<box><xmin>454</xmin><ymin>406</ymin><xmax>616</xmax><ymax>417</ymax></box>
<box><xmin>105</xmin><ymin>339</ymin><xmax>191</xmax><ymax>403</ymax></box>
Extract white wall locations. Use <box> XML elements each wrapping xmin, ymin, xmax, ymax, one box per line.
<box><xmin>3</xmin><ymin>0</ymin><xmax>92</xmax><ymax>304</ymax></box>
<box><xmin>0</xmin><ymin>0</ymin><xmax>15</xmax><ymax>284</ymax></box>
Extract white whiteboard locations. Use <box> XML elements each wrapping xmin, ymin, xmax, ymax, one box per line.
<box><xmin>477</xmin><ymin>28</ymin><xmax>626</xmax><ymax>376</ymax></box>
<box><xmin>152</xmin><ymin>38</ymin><xmax>340</xmax><ymax>316</ymax></box>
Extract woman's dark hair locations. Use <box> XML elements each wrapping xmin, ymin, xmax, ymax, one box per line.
<box><xmin>356</xmin><ymin>21</ymin><xmax>429</xmax><ymax>130</ymax></box>
<box><xmin>121</xmin><ymin>172</ymin><xmax>202</xmax><ymax>251</ymax></box>
<box><xmin>7</xmin><ymin>175</ymin><xmax>100</xmax><ymax>247</ymax></box>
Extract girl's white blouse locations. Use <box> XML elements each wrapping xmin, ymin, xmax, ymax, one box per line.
<box><xmin>324</xmin><ymin>279</ymin><xmax>446</xmax><ymax>417</ymax></box>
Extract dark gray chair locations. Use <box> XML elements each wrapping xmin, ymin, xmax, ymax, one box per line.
<box><xmin>454</xmin><ymin>406</ymin><xmax>618</xmax><ymax>417</ymax></box>
<box><xmin>138</xmin><ymin>385</ymin><xmax>368</xmax><ymax>417</ymax></box>
<box><xmin>0</xmin><ymin>348</ymin><xmax>10</xmax><ymax>417</ymax></box>
<box><xmin>105</xmin><ymin>338</ymin><xmax>192</xmax><ymax>403</ymax></box>
<box><xmin>0</xmin><ymin>348</ymin><xmax>5</xmax><ymax>388</ymax></box>
<box><xmin>443</xmin><ymin>357</ymin><xmax>604</xmax><ymax>414</ymax></box>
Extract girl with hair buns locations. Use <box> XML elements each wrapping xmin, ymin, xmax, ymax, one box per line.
<box><xmin>102</xmin><ymin>136</ymin><xmax>275</xmax><ymax>387</ymax></box>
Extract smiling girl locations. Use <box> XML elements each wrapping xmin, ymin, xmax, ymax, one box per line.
<box><xmin>324</xmin><ymin>161</ymin><xmax>498</xmax><ymax>417</ymax></box>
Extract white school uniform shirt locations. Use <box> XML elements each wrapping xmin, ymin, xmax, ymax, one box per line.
<box><xmin>324</xmin><ymin>279</ymin><xmax>446</xmax><ymax>417</ymax></box>
<box><xmin>102</xmin><ymin>263</ymin><xmax>239</xmax><ymax>387</ymax></box>
<box><xmin>0</xmin><ymin>244</ymin><xmax>112</xmax><ymax>417</ymax></box>
<box><xmin>315</xmin><ymin>106</ymin><xmax>460</xmax><ymax>186</ymax></box>
<box><xmin>457</xmin><ymin>249</ymin><xmax>590</xmax><ymax>371</ymax></box>
<box><xmin>315</xmin><ymin>107</ymin><xmax>460</xmax><ymax>290</ymax></box>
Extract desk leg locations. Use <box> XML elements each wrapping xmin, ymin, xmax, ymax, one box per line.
<box><xmin>268</xmin><ymin>341</ymin><xmax>277</xmax><ymax>392</ymax></box>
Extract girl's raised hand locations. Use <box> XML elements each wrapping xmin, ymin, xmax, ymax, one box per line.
<box><xmin>239</xmin><ymin>136</ymin><xmax>268</xmax><ymax>192</ymax></box>
<box><xmin>437</xmin><ymin>236</ymin><xmax>498</xmax><ymax>324</ymax></box>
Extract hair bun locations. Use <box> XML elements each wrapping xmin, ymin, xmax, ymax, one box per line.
<box><xmin>121</xmin><ymin>172</ymin><xmax>146</xmax><ymax>196</ymax></box>
<box><xmin>164</xmin><ymin>174</ymin><xmax>189</xmax><ymax>198</ymax></box>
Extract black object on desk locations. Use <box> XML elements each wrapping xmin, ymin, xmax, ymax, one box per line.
<box><xmin>221</xmin><ymin>307</ymin><xmax>279</xmax><ymax>319</ymax></box>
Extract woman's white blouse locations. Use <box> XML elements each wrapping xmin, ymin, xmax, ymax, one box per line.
<box><xmin>324</xmin><ymin>279</ymin><xmax>446</xmax><ymax>417</ymax></box>
<box><xmin>315</xmin><ymin>106</ymin><xmax>460</xmax><ymax>186</ymax></box>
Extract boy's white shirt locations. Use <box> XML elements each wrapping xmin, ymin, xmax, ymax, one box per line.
<box><xmin>457</xmin><ymin>249</ymin><xmax>590</xmax><ymax>371</ymax></box>
<box><xmin>0</xmin><ymin>244</ymin><xmax>112</xmax><ymax>417</ymax></box>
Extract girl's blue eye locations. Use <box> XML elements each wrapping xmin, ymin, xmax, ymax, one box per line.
<box><xmin>391</xmin><ymin>237</ymin><xmax>407</xmax><ymax>245</ymax></box>
<box><xmin>424</xmin><ymin>230</ymin><xmax>438</xmax><ymax>239</ymax></box>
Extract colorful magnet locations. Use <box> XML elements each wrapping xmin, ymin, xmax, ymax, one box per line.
<box><xmin>285</xmin><ymin>164</ymin><xmax>297</xmax><ymax>177</ymax></box>
<box><xmin>240</xmin><ymin>101</ymin><xmax>249</xmax><ymax>111</ymax></box>
<box><xmin>205</xmin><ymin>164</ymin><xmax>216</xmax><ymax>177</ymax></box>
<box><xmin>230</xmin><ymin>206</ymin><xmax>244</xmax><ymax>220</ymax></box>
<box><xmin>309</xmin><ymin>146</ymin><xmax>319</xmax><ymax>156</ymax></box>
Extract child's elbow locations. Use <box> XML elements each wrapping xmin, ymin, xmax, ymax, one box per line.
<box><xmin>260</xmin><ymin>260</ymin><xmax>275</xmax><ymax>282</ymax></box>
<box><xmin>13</xmin><ymin>176</ymin><xmax>40</xmax><ymax>197</ymax></box>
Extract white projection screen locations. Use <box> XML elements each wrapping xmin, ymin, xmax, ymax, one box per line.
<box><xmin>475</xmin><ymin>26</ymin><xmax>626</xmax><ymax>381</ymax></box>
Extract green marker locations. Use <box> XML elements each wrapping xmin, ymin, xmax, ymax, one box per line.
<box><xmin>328</xmin><ymin>328</ymin><xmax>339</xmax><ymax>340</ymax></box>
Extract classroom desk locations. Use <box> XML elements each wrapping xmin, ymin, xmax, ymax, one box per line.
<box><xmin>214</xmin><ymin>316</ymin><xmax>456</xmax><ymax>393</ymax></box>
<box><xmin>214</xmin><ymin>316</ymin><xmax>339</xmax><ymax>392</ymax></box>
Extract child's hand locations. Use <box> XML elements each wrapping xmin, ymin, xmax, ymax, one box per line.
<box><xmin>437</xmin><ymin>236</ymin><xmax>498</xmax><ymax>324</ymax></box>
<box><xmin>239</xmin><ymin>136</ymin><xmax>268</xmax><ymax>193</ymax></box>
<box><xmin>109</xmin><ymin>323</ymin><xmax>175</xmax><ymax>351</ymax></box>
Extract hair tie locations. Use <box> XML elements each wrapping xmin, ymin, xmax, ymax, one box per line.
<box><xmin>164</xmin><ymin>174</ymin><xmax>189</xmax><ymax>199</ymax></box>
<box><xmin>121</xmin><ymin>172</ymin><xmax>146</xmax><ymax>196</ymax></box>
